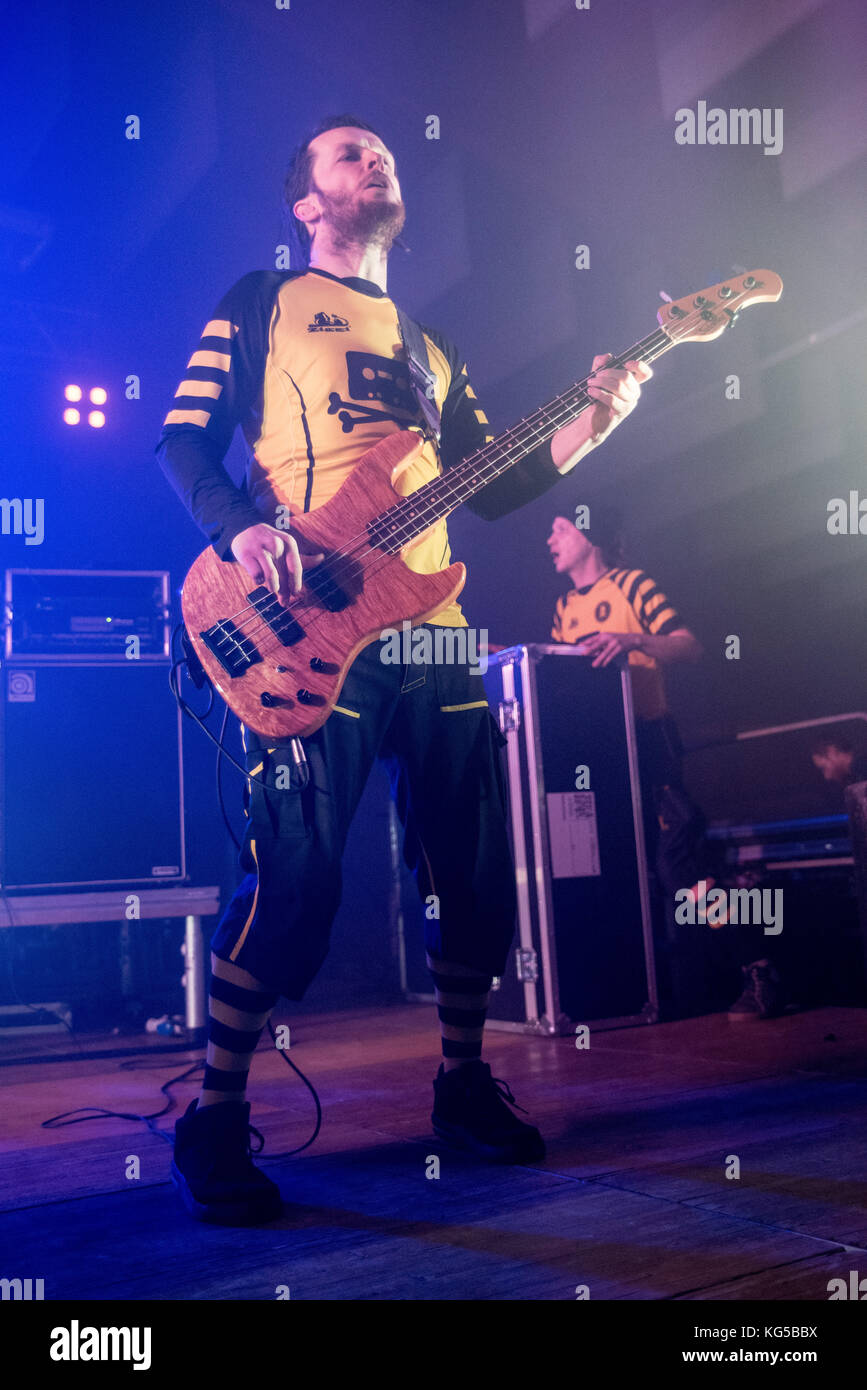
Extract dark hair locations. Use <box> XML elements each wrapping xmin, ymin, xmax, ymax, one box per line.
<box><xmin>582</xmin><ymin>502</ymin><xmax>626</xmax><ymax>568</ymax></box>
<box><xmin>811</xmin><ymin>734</ymin><xmax>854</xmax><ymax>756</ymax></box>
<box><xmin>281</xmin><ymin>114</ymin><xmax>385</xmax><ymax>270</ymax></box>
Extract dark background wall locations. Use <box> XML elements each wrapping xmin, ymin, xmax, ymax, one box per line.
<box><xmin>2</xmin><ymin>0</ymin><xmax>865</xmax><ymax>1008</ymax></box>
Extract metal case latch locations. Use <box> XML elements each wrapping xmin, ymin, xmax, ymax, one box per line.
<box><xmin>498</xmin><ymin>697</ymin><xmax>521</xmax><ymax>734</ymax></box>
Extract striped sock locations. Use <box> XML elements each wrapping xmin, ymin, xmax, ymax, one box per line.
<box><xmin>426</xmin><ymin>952</ymin><xmax>492</xmax><ymax>1072</ymax></box>
<box><xmin>199</xmin><ymin>954</ymin><xmax>279</xmax><ymax>1109</ymax></box>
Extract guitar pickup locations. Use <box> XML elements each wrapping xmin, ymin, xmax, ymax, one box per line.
<box><xmin>199</xmin><ymin>619</ymin><xmax>262</xmax><ymax>677</ymax></box>
<box><xmin>304</xmin><ymin>563</ymin><xmax>352</xmax><ymax>613</ymax></box>
<box><xmin>248</xmin><ymin>586</ymin><xmax>305</xmax><ymax>645</ymax></box>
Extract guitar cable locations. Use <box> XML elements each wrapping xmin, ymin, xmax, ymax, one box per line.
<box><xmin>169</xmin><ymin>622</ymin><xmax>271</xmax><ymax>797</ymax></box>
<box><xmin>41</xmin><ymin>1041</ymin><xmax>323</xmax><ymax>1163</ymax></box>
<box><xmin>26</xmin><ymin>287</ymin><xmax>762</xmax><ymax>1167</ymax></box>
<box><xmin>166</xmin><ymin>620</ymin><xmax>323</xmax><ymax>1152</ymax></box>
<box><xmin>33</xmin><ymin>624</ymin><xmax>325</xmax><ymax>1160</ymax></box>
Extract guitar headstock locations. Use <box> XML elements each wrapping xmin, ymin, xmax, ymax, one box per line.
<box><xmin>658</xmin><ymin>269</ymin><xmax>783</xmax><ymax>342</ymax></box>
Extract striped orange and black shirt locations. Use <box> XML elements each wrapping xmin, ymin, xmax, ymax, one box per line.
<box><xmin>551</xmin><ymin>568</ymin><xmax>683</xmax><ymax>719</ymax></box>
<box><xmin>155</xmin><ymin>267</ymin><xmax>571</xmax><ymax>627</ymax></box>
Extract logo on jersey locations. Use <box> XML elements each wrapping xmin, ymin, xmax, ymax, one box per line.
<box><xmin>308</xmin><ymin>311</ymin><xmax>350</xmax><ymax>332</ymax></box>
<box><xmin>327</xmin><ymin>351</ymin><xmax>421</xmax><ymax>433</ymax></box>
<box><xmin>594</xmin><ymin>601</ymin><xmax>611</xmax><ymax>622</ymax></box>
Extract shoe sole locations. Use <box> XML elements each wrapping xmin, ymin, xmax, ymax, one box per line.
<box><xmin>431</xmin><ymin>1117</ymin><xmax>545</xmax><ymax>1164</ymax></box>
<box><xmin>171</xmin><ymin>1162</ymin><xmax>283</xmax><ymax>1226</ymax></box>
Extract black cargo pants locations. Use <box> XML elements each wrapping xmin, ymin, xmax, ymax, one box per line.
<box><xmin>210</xmin><ymin>627</ymin><xmax>517</xmax><ymax>1000</ymax></box>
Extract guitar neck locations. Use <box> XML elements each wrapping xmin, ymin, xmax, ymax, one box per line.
<box><xmin>369</xmin><ymin>324</ymin><xmax>676</xmax><ymax>552</ymax></box>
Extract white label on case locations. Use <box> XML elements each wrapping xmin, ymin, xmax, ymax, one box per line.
<box><xmin>546</xmin><ymin>791</ymin><xmax>601</xmax><ymax>878</ymax></box>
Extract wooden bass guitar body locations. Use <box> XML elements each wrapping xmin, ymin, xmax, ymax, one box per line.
<box><xmin>180</xmin><ymin>269</ymin><xmax>784</xmax><ymax>741</ymax></box>
<box><xmin>181</xmin><ymin>429</ymin><xmax>465</xmax><ymax>740</ymax></box>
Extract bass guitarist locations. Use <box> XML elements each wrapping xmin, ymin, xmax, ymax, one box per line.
<box><xmin>156</xmin><ymin>114</ymin><xmax>651</xmax><ymax>1225</ymax></box>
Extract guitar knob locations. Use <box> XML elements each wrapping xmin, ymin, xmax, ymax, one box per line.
<box><xmin>309</xmin><ymin>657</ymin><xmax>326</xmax><ymax>672</ymax></box>
<box><xmin>297</xmin><ymin>689</ymin><xmax>315</xmax><ymax>704</ymax></box>
<box><xmin>260</xmin><ymin>691</ymin><xmax>282</xmax><ymax>707</ymax></box>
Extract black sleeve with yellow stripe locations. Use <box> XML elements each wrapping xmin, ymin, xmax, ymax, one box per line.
<box><xmin>155</xmin><ymin>271</ymin><xmax>293</xmax><ymax>560</ymax></box>
<box><xmin>156</xmin><ymin>277</ymin><xmax>568</xmax><ymax>561</ymax></box>
<box><xmin>421</xmin><ymin>323</ymin><xmax>566</xmax><ymax>521</ymax></box>
<box><xmin>610</xmin><ymin>568</ymin><xmax>683</xmax><ymax>635</ymax></box>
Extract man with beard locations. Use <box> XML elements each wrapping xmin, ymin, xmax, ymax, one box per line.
<box><xmin>157</xmin><ymin>116</ymin><xmax>651</xmax><ymax>1224</ymax></box>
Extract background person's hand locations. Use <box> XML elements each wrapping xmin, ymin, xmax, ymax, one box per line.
<box><xmin>575</xmin><ymin>631</ymin><xmax>641</xmax><ymax>668</ymax></box>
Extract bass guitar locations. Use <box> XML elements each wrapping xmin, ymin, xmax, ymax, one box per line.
<box><xmin>181</xmin><ymin>269</ymin><xmax>782</xmax><ymax>738</ymax></box>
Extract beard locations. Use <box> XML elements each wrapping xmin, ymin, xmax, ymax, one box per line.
<box><xmin>310</xmin><ymin>180</ymin><xmax>406</xmax><ymax>253</ymax></box>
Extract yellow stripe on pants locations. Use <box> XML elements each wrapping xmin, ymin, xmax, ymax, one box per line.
<box><xmin>229</xmin><ymin>839</ymin><xmax>259</xmax><ymax>961</ymax></box>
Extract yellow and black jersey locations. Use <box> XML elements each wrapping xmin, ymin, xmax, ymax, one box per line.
<box><xmin>156</xmin><ymin>267</ymin><xmax>566</xmax><ymax>627</ymax></box>
<box><xmin>551</xmin><ymin>568</ymin><xmax>683</xmax><ymax>719</ymax></box>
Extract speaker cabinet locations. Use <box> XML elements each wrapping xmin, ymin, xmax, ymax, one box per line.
<box><xmin>1</xmin><ymin>661</ymin><xmax>186</xmax><ymax>889</ymax></box>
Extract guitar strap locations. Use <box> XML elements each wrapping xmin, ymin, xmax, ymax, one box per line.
<box><xmin>278</xmin><ymin>309</ymin><xmax>437</xmax><ymax>769</ymax></box>
<box><xmin>395</xmin><ymin>305</ymin><xmax>442</xmax><ymax>445</ymax></box>
<box><xmin>284</xmin><ymin>308</ymin><xmax>437</xmax><ymax>767</ymax></box>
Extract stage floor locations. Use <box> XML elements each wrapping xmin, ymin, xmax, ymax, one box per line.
<box><xmin>2</xmin><ymin>1003</ymin><xmax>866</xmax><ymax>1301</ymax></box>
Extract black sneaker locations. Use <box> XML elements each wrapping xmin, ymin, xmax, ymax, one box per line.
<box><xmin>727</xmin><ymin>960</ymin><xmax>784</xmax><ymax>1022</ymax></box>
<box><xmin>171</xmin><ymin>1098</ymin><xmax>283</xmax><ymax>1225</ymax></box>
<box><xmin>431</xmin><ymin>1060</ymin><xmax>545</xmax><ymax>1163</ymax></box>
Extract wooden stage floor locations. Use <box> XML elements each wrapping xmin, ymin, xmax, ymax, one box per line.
<box><xmin>2</xmin><ymin>1003</ymin><xmax>866</xmax><ymax>1301</ymax></box>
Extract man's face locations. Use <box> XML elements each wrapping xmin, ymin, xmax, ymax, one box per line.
<box><xmin>298</xmin><ymin>126</ymin><xmax>405</xmax><ymax>250</ymax></box>
<box><xmin>812</xmin><ymin>746</ymin><xmax>854</xmax><ymax>783</ymax></box>
<box><xmin>547</xmin><ymin>516</ymin><xmax>594</xmax><ymax>573</ymax></box>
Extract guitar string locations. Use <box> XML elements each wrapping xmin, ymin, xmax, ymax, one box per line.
<box><xmin>223</xmin><ymin>325</ymin><xmax>671</xmax><ymax>635</ymax></box>
<box><xmin>206</xmin><ymin>315</ymin><xmax>692</xmax><ymax>674</ymax></box>
<box><xmin>199</xmin><ymin>298</ymin><xmax>733</xmax><ymax>673</ymax></box>
<box><xmin>213</xmin><ymin>325</ymin><xmax>678</xmax><ymax>658</ymax></box>
<box><xmin>211</xmin><ymin>329</ymin><xmax>679</xmax><ymax>665</ymax></box>
<box><xmin>222</xmin><ymin>285</ymin><xmax>749</xmax><ymax>645</ymax></box>
<box><xmin>206</xmin><ymin>322</ymin><xmax>684</xmax><ymax>672</ymax></box>
<box><xmin>218</xmin><ymin>300</ymin><xmax>721</xmax><ymax>644</ymax></box>
<box><xmin>204</xmin><ymin>353</ymin><xmax>659</xmax><ymax>670</ymax></box>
